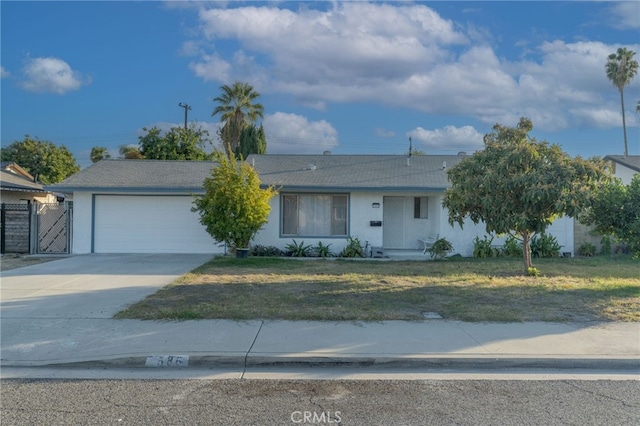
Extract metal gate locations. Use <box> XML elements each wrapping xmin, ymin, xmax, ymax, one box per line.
<box><xmin>31</xmin><ymin>202</ymin><xmax>72</xmax><ymax>254</ymax></box>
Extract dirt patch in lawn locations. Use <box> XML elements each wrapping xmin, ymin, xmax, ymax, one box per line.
<box><xmin>1</xmin><ymin>254</ymin><xmax>64</xmax><ymax>272</ymax></box>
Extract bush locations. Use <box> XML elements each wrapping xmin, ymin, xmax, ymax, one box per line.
<box><xmin>600</xmin><ymin>236</ymin><xmax>612</xmax><ymax>256</ymax></box>
<box><xmin>530</xmin><ymin>233</ymin><xmax>561</xmax><ymax>258</ymax></box>
<box><xmin>339</xmin><ymin>236</ymin><xmax>365</xmax><ymax>258</ymax></box>
<box><xmin>314</xmin><ymin>241</ymin><xmax>333</xmax><ymax>258</ymax></box>
<box><xmin>285</xmin><ymin>240</ymin><xmax>312</xmax><ymax>257</ymax></box>
<box><xmin>427</xmin><ymin>238</ymin><xmax>453</xmax><ymax>259</ymax></box>
<box><xmin>251</xmin><ymin>245</ymin><xmax>285</xmax><ymax>257</ymax></box>
<box><xmin>472</xmin><ymin>235</ymin><xmax>499</xmax><ymax>258</ymax></box>
<box><xmin>578</xmin><ymin>242</ymin><xmax>596</xmax><ymax>257</ymax></box>
<box><xmin>502</xmin><ymin>235</ymin><xmax>523</xmax><ymax>257</ymax></box>
<box><xmin>527</xmin><ymin>267</ymin><xmax>540</xmax><ymax>277</ymax></box>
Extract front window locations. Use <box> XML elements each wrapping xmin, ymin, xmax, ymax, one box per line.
<box><xmin>282</xmin><ymin>194</ymin><xmax>348</xmax><ymax>237</ymax></box>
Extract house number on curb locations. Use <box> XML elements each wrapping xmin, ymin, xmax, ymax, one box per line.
<box><xmin>145</xmin><ymin>355</ymin><xmax>189</xmax><ymax>367</ymax></box>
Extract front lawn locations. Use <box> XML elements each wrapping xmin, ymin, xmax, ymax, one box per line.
<box><xmin>115</xmin><ymin>256</ymin><xmax>640</xmax><ymax>322</ymax></box>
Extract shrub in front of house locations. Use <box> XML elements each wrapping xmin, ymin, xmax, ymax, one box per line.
<box><xmin>339</xmin><ymin>236</ymin><xmax>366</xmax><ymax>258</ymax></box>
<box><xmin>251</xmin><ymin>245</ymin><xmax>285</xmax><ymax>257</ymax></box>
<box><xmin>578</xmin><ymin>242</ymin><xmax>597</xmax><ymax>257</ymax></box>
<box><xmin>530</xmin><ymin>233</ymin><xmax>561</xmax><ymax>258</ymax></box>
<box><xmin>473</xmin><ymin>235</ymin><xmax>499</xmax><ymax>258</ymax></box>
<box><xmin>427</xmin><ymin>238</ymin><xmax>454</xmax><ymax>259</ymax></box>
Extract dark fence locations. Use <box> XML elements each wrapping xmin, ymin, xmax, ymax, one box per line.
<box><xmin>1</xmin><ymin>203</ymin><xmax>31</xmax><ymax>254</ymax></box>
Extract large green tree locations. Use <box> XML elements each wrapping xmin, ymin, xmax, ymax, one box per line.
<box><xmin>212</xmin><ymin>81</ymin><xmax>264</xmax><ymax>157</ymax></box>
<box><xmin>235</xmin><ymin>124</ymin><xmax>267</xmax><ymax>159</ymax></box>
<box><xmin>138</xmin><ymin>125</ymin><xmax>212</xmax><ymax>161</ymax></box>
<box><xmin>90</xmin><ymin>146</ymin><xmax>111</xmax><ymax>163</ymax></box>
<box><xmin>443</xmin><ymin>118</ymin><xmax>609</xmax><ymax>273</ymax></box>
<box><xmin>0</xmin><ymin>136</ymin><xmax>80</xmax><ymax>184</ymax></box>
<box><xmin>584</xmin><ymin>175</ymin><xmax>640</xmax><ymax>257</ymax></box>
<box><xmin>192</xmin><ymin>150</ymin><xmax>277</xmax><ymax>253</ymax></box>
<box><xmin>605</xmin><ymin>47</ymin><xmax>638</xmax><ymax>156</ymax></box>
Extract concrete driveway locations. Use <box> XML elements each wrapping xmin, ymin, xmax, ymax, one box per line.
<box><xmin>0</xmin><ymin>254</ymin><xmax>212</xmax><ymax>319</ymax></box>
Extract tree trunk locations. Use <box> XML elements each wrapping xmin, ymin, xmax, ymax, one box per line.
<box><xmin>522</xmin><ymin>232</ymin><xmax>533</xmax><ymax>273</ymax></box>
<box><xmin>620</xmin><ymin>88</ymin><xmax>628</xmax><ymax>156</ymax></box>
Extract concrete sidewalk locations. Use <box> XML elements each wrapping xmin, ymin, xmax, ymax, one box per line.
<box><xmin>1</xmin><ymin>318</ymin><xmax>638</xmax><ymax>370</ymax></box>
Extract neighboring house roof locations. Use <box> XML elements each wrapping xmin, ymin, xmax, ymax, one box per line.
<box><xmin>1</xmin><ymin>162</ymin><xmax>46</xmax><ymax>193</ymax></box>
<box><xmin>247</xmin><ymin>154</ymin><xmax>464</xmax><ymax>191</ymax></box>
<box><xmin>45</xmin><ymin>155</ymin><xmax>467</xmax><ymax>194</ymax></box>
<box><xmin>604</xmin><ymin>155</ymin><xmax>640</xmax><ymax>173</ymax></box>
<box><xmin>46</xmin><ymin>159</ymin><xmax>218</xmax><ymax>193</ymax></box>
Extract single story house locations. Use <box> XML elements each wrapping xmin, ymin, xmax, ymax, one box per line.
<box><xmin>604</xmin><ymin>155</ymin><xmax>640</xmax><ymax>185</ymax></box>
<box><xmin>47</xmin><ymin>155</ymin><xmax>574</xmax><ymax>256</ymax></box>
<box><xmin>1</xmin><ymin>162</ymin><xmax>59</xmax><ymax>204</ymax></box>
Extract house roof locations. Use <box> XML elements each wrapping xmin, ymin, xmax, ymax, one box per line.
<box><xmin>1</xmin><ymin>162</ymin><xmax>46</xmax><ymax>193</ymax></box>
<box><xmin>46</xmin><ymin>159</ymin><xmax>218</xmax><ymax>193</ymax></box>
<box><xmin>45</xmin><ymin>155</ymin><xmax>466</xmax><ymax>194</ymax></box>
<box><xmin>604</xmin><ymin>155</ymin><xmax>640</xmax><ymax>173</ymax></box>
<box><xmin>247</xmin><ymin>154</ymin><xmax>464</xmax><ymax>191</ymax></box>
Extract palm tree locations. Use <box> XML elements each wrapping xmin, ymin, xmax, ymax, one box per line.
<box><xmin>212</xmin><ymin>81</ymin><xmax>264</xmax><ymax>157</ymax></box>
<box><xmin>605</xmin><ymin>48</ymin><xmax>638</xmax><ymax>156</ymax></box>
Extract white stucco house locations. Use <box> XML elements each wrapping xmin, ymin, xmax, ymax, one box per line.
<box><xmin>604</xmin><ymin>155</ymin><xmax>640</xmax><ymax>185</ymax></box>
<box><xmin>47</xmin><ymin>155</ymin><xmax>575</xmax><ymax>256</ymax></box>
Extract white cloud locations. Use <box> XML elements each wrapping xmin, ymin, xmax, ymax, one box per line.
<box><xmin>193</xmin><ymin>2</ymin><xmax>466</xmax><ymax>92</ymax></box>
<box><xmin>189</xmin><ymin>53</ymin><xmax>232</xmax><ymax>83</ymax></box>
<box><xmin>186</xmin><ymin>3</ymin><xmax>640</xmax><ymax>132</ymax></box>
<box><xmin>1</xmin><ymin>66</ymin><xmax>10</xmax><ymax>78</ymax></box>
<box><xmin>407</xmin><ymin>125</ymin><xmax>483</xmax><ymax>153</ymax></box>
<box><xmin>608</xmin><ymin>2</ymin><xmax>640</xmax><ymax>30</ymax></box>
<box><xmin>262</xmin><ymin>112</ymin><xmax>338</xmax><ymax>154</ymax></box>
<box><xmin>20</xmin><ymin>57</ymin><xmax>90</xmax><ymax>94</ymax></box>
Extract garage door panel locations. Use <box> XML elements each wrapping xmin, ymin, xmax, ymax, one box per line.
<box><xmin>94</xmin><ymin>195</ymin><xmax>218</xmax><ymax>253</ymax></box>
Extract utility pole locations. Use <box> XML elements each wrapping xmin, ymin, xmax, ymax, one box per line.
<box><xmin>178</xmin><ymin>103</ymin><xmax>191</xmax><ymax>129</ymax></box>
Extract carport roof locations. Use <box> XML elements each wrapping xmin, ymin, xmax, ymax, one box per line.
<box><xmin>46</xmin><ymin>155</ymin><xmax>467</xmax><ymax>194</ymax></box>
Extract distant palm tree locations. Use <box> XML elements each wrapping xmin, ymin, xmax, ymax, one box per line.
<box><xmin>636</xmin><ymin>100</ymin><xmax>640</xmax><ymax>114</ymax></box>
<box><xmin>605</xmin><ymin>48</ymin><xmax>638</xmax><ymax>156</ymax></box>
<box><xmin>212</xmin><ymin>81</ymin><xmax>264</xmax><ymax>157</ymax></box>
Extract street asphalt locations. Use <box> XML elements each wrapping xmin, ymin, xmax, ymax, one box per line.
<box><xmin>1</xmin><ymin>254</ymin><xmax>639</xmax><ymax>371</ymax></box>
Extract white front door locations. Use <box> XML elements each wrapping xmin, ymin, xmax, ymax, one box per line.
<box><xmin>383</xmin><ymin>196</ymin><xmax>406</xmax><ymax>248</ymax></box>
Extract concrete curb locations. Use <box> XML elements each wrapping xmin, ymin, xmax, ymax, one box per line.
<box><xmin>4</xmin><ymin>355</ymin><xmax>639</xmax><ymax>371</ymax></box>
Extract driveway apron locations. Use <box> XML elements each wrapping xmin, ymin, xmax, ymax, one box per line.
<box><xmin>0</xmin><ymin>254</ymin><xmax>212</xmax><ymax>319</ymax></box>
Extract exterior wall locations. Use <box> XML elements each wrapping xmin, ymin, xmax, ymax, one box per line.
<box><xmin>614</xmin><ymin>164</ymin><xmax>637</xmax><ymax>185</ymax></box>
<box><xmin>254</xmin><ymin>191</ymin><xmax>574</xmax><ymax>257</ymax></box>
<box><xmin>72</xmin><ymin>192</ymin><xmax>93</xmax><ymax>254</ymax></box>
<box><xmin>0</xmin><ymin>191</ymin><xmax>56</xmax><ymax>204</ymax></box>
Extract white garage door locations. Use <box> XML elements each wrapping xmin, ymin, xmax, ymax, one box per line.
<box><xmin>94</xmin><ymin>195</ymin><xmax>218</xmax><ymax>253</ymax></box>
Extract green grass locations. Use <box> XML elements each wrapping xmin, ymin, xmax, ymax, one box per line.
<box><xmin>115</xmin><ymin>256</ymin><xmax>640</xmax><ymax>322</ymax></box>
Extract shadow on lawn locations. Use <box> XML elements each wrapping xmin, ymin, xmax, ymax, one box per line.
<box><xmin>120</xmin><ymin>275</ymin><xmax>640</xmax><ymax>323</ymax></box>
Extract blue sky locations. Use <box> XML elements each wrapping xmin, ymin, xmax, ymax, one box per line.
<box><xmin>1</xmin><ymin>1</ymin><xmax>639</xmax><ymax>168</ymax></box>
